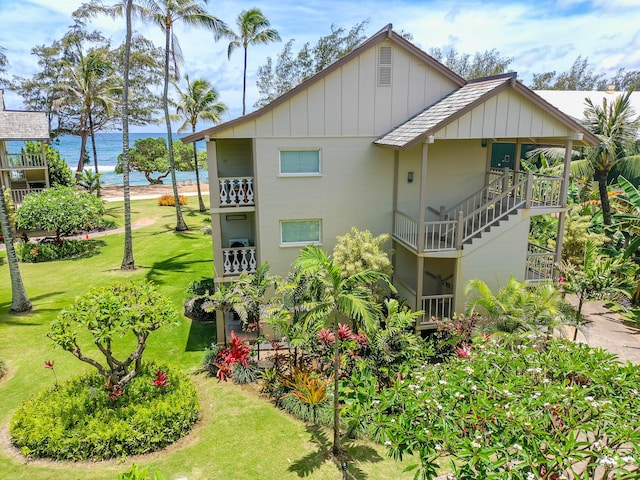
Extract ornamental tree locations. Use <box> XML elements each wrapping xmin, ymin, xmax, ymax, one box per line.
<box><xmin>48</xmin><ymin>281</ymin><xmax>178</xmax><ymax>388</ymax></box>
<box><xmin>15</xmin><ymin>186</ymin><xmax>105</xmax><ymax>239</ymax></box>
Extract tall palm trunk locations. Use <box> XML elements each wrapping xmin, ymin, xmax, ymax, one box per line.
<box><xmin>242</xmin><ymin>46</ymin><xmax>248</xmax><ymax>115</ymax></box>
<box><xmin>88</xmin><ymin>112</ymin><xmax>101</xmax><ymax>197</ymax></box>
<box><xmin>120</xmin><ymin>0</ymin><xmax>134</xmax><ymax>270</ymax></box>
<box><xmin>598</xmin><ymin>168</ymin><xmax>613</xmax><ymax>228</ymax></box>
<box><xmin>163</xmin><ymin>24</ymin><xmax>188</xmax><ymax>231</ymax></box>
<box><xmin>191</xmin><ymin>124</ymin><xmax>206</xmax><ymax>212</ymax></box>
<box><xmin>76</xmin><ymin>119</ymin><xmax>89</xmax><ymax>179</ymax></box>
<box><xmin>0</xmin><ymin>186</ymin><xmax>32</xmax><ymax>313</ymax></box>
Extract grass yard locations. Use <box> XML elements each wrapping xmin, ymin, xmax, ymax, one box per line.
<box><xmin>0</xmin><ymin>197</ymin><xmax>413</xmax><ymax>479</ymax></box>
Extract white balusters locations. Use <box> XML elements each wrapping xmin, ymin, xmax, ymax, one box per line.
<box><xmin>218</xmin><ymin>177</ymin><xmax>255</xmax><ymax>207</ymax></box>
<box><xmin>222</xmin><ymin>247</ymin><xmax>257</xmax><ymax>275</ymax></box>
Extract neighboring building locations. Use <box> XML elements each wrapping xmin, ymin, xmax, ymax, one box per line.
<box><xmin>182</xmin><ymin>25</ymin><xmax>599</xmax><ymax>342</ymax></box>
<box><xmin>534</xmin><ymin>90</ymin><xmax>640</xmax><ymax>125</ymax></box>
<box><xmin>0</xmin><ymin>89</ymin><xmax>50</xmax><ymax>205</ymax></box>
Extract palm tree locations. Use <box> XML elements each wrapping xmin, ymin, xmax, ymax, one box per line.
<box><xmin>293</xmin><ymin>246</ymin><xmax>390</xmax><ymax>456</ymax></box>
<box><xmin>0</xmin><ymin>186</ymin><xmax>32</xmax><ymax>313</ymax></box>
<box><xmin>133</xmin><ymin>0</ymin><xmax>226</xmax><ymax>231</ymax></box>
<box><xmin>66</xmin><ymin>49</ymin><xmax>120</xmax><ymax>186</ymax></box>
<box><xmin>121</xmin><ymin>0</ymin><xmax>135</xmax><ymax>269</ymax></box>
<box><xmin>222</xmin><ymin>8</ymin><xmax>280</xmax><ymax>115</ymax></box>
<box><xmin>583</xmin><ymin>91</ymin><xmax>640</xmax><ymax>227</ymax></box>
<box><xmin>172</xmin><ymin>74</ymin><xmax>227</xmax><ymax>211</ymax></box>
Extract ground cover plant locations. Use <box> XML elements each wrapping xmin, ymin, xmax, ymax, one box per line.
<box><xmin>0</xmin><ymin>196</ymin><xmax>411</xmax><ymax>479</ymax></box>
<box><xmin>11</xmin><ymin>361</ymin><xmax>199</xmax><ymax>460</ymax></box>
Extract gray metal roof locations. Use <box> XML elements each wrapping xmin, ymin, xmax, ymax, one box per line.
<box><xmin>0</xmin><ymin>111</ymin><xmax>50</xmax><ymax>141</ymax></box>
<box><xmin>374</xmin><ymin>75</ymin><xmax>512</xmax><ymax>149</ymax></box>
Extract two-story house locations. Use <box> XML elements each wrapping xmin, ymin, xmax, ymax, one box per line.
<box><xmin>0</xmin><ymin>89</ymin><xmax>50</xmax><ymax>205</ymax></box>
<box><xmin>181</xmin><ymin>25</ymin><xmax>599</xmax><ymax>343</ymax></box>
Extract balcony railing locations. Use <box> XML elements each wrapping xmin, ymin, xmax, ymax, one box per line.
<box><xmin>9</xmin><ymin>188</ymin><xmax>45</xmax><ymax>205</ymax></box>
<box><xmin>525</xmin><ymin>243</ymin><xmax>556</xmax><ymax>282</ymax></box>
<box><xmin>394</xmin><ymin>169</ymin><xmax>564</xmax><ymax>253</ymax></box>
<box><xmin>0</xmin><ymin>152</ymin><xmax>46</xmax><ymax>169</ymax></box>
<box><xmin>222</xmin><ymin>247</ymin><xmax>257</xmax><ymax>275</ymax></box>
<box><xmin>219</xmin><ymin>177</ymin><xmax>254</xmax><ymax>207</ymax></box>
<box><xmin>419</xmin><ymin>294</ymin><xmax>454</xmax><ymax>327</ymax></box>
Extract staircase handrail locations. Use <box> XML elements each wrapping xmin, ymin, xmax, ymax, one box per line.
<box><xmin>457</xmin><ymin>173</ymin><xmax>528</xmax><ymax>247</ymax></box>
<box><xmin>443</xmin><ymin>168</ymin><xmax>512</xmax><ymax>220</ymax></box>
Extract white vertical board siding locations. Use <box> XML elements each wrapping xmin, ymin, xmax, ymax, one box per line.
<box><xmin>325</xmin><ymin>72</ymin><xmax>343</xmax><ymax>136</ymax></box>
<box><xmin>358</xmin><ymin>49</ymin><xmax>376</xmax><ymax>135</ymax></box>
<box><xmin>436</xmin><ymin>89</ymin><xmax>576</xmax><ymax>140</ymax></box>
<box><xmin>342</xmin><ymin>60</ymin><xmax>360</xmax><ymax>136</ymax></box>
<box><xmin>256</xmin><ymin>111</ymin><xmax>273</xmax><ymax>137</ymax></box>
<box><xmin>307</xmin><ymin>80</ymin><xmax>325</xmax><ymax>136</ymax></box>
<box><xmin>290</xmin><ymin>90</ymin><xmax>309</xmax><ymax>137</ymax></box>
<box><xmin>272</xmin><ymin>102</ymin><xmax>291</xmax><ymax>137</ymax></box>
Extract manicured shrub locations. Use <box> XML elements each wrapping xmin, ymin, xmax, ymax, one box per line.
<box><xmin>157</xmin><ymin>194</ymin><xmax>187</xmax><ymax>206</ymax></box>
<box><xmin>15</xmin><ymin>186</ymin><xmax>106</xmax><ymax>239</ymax></box>
<box><xmin>16</xmin><ymin>239</ymin><xmax>104</xmax><ymax>263</ymax></box>
<box><xmin>10</xmin><ymin>362</ymin><xmax>199</xmax><ymax>461</ymax></box>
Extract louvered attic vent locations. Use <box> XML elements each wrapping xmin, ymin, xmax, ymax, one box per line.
<box><xmin>378</xmin><ymin>46</ymin><xmax>392</xmax><ymax>86</ymax></box>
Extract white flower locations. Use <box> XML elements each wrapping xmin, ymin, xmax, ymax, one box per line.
<box><xmin>599</xmin><ymin>456</ymin><xmax>616</xmax><ymax>468</ymax></box>
<box><xmin>464</xmin><ymin>366</ymin><xmax>474</xmax><ymax>374</ymax></box>
<box><xmin>592</xmin><ymin>440</ymin><xmax>603</xmax><ymax>451</ymax></box>
<box><xmin>384</xmin><ymin>441</ymin><xmax>392</xmax><ymax>447</ymax></box>
<box><xmin>526</xmin><ymin>472</ymin><xmax>536</xmax><ymax>480</ymax></box>
<box><xmin>454</xmin><ymin>392</ymin><xmax>464</xmax><ymax>399</ymax></box>
<box><xmin>434</xmin><ymin>443</ymin><xmax>442</xmax><ymax>451</ymax></box>
<box><xmin>439</xmin><ymin>379</ymin><xmax>447</xmax><ymax>385</ymax></box>
<box><xmin>470</xmin><ymin>384</ymin><xmax>478</xmax><ymax>392</ymax></box>
<box><xmin>471</xmin><ymin>441</ymin><xmax>481</xmax><ymax>449</ymax></box>
<box><xmin>513</xmin><ymin>443</ymin><xmax>523</xmax><ymax>452</ymax></box>
<box><xmin>621</xmin><ymin>455</ymin><xmax>635</xmax><ymax>464</ymax></box>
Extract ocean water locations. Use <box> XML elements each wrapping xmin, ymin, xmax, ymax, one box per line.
<box><xmin>8</xmin><ymin>132</ymin><xmax>207</xmax><ymax>187</ymax></box>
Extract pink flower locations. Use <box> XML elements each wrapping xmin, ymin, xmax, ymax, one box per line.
<box><xmin>354</xmin><ymin>332</ymin><xmax>369</xmax><ymax>345</ymax></box>
<box><xmin>44</xmin><ymin>360</ymin><xmax>55</xmax><ymax>369</ymax></box>
<box><xmin>317</xmin><ymin>328</ymin><xmax>335</xmax><ymax>345</ymax></box>
<box><xmin>338</xmin><ymin>323</ymin><xmax>354</xmax><ymax>341</ymax></box>
<box><xmin>457</xmin><ymin>342</ymin><xmax>472</xmax><ymax>358</ymax></box>
<box><xmin>558</xmin><ymin>276</ymin><xmax>566</xmax><ymax>283</ymax></box>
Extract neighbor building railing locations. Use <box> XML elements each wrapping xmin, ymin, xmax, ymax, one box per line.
<box><xmin>0</xmin><ymin>152</ymin><xmax>46</xmax><ymax>169</ymax></box>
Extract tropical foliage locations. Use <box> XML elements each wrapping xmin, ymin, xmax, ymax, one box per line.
<box><xmin>10</xmin><ymin>361</ymin><xmax>198</xmax><ymax>460</ymax></box>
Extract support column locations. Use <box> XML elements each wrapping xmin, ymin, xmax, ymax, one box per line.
<box><xmin>417</xmin><ymin>142</ymin><xmax>429</xmax><ymax>252</ymax></box>
<box><xmin>216</xmin><ymin>310</ymin><xmax>226</xmax><ymax>346</ymax></box>
<box><xmin>514</xmin><ymin>139</ymin><xmax>523</xmax><ymax>173</ymax></box>
<box><xmin>42</xmin><ymin>142</ymin><xmax>49</xmax><ymax>188</ymax></box>
<box><xmin>554</xmin><ymin>139</ymin><xmax>574</xmax><ymax>265</ymax></box>
<box><xmin>415</xmin><ymin>256</ymin><xmax>424</xmax><ymax>332</ymax></box>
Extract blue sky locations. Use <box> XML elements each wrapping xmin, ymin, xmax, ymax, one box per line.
<box><xmin>0</xmin><ymin>0</ymin><xmax>639</xmax><ymax>132</ymax></box>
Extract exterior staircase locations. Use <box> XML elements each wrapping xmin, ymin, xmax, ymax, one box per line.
<box><xmin>394</xmin><ymin>168</ymin><xmax>563</xmax><ymax>253</ymax></box>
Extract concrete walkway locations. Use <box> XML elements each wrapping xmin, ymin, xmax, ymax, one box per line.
<box><xmin>571</xmin><ymin>298</ymin><xmax>640</xmax><ymax>364</ymax></box>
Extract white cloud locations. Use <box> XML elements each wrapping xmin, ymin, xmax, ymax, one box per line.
<box><xmin>1</xmin><ymin>0</ymin><xmax>639</xmax><ymax>124</ymax></box>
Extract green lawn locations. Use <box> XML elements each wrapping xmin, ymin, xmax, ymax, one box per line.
<box><xmin>0</xmin><ymin>197</ymin><xmax>413</xmax><ymax>479</ymax></box>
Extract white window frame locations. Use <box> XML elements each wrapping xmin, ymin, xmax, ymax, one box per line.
<box><xmin>278</xmin><ymin>149</ymin><xmax>322</xmax><ymax>176</ymax></box>
<box><xmin>280</xmin><ymin>219</ymin><xmax>322</xmax><ymax>247</ymax></box>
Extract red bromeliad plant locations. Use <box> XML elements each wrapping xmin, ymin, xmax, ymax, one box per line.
<box><xmin>214</xmin><ymin>331</ymin><xmax>252</xmax><ymax>381</ymax></box>
<box><xmin>152</xmin><ymin>370</ymin><xmax>170</xmax><ymax>389</ymax></box>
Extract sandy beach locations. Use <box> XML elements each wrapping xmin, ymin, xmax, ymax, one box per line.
<box><xmin>99</xmin><ymin>182</ymin><xmax>208</xmax><ymax>201</ymax></box>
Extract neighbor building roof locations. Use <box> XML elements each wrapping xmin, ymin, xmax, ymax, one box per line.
<box><xmin>0</xmin><ymin>110</ymin><xmax>50</xmax><ymax>141</ymax></box>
